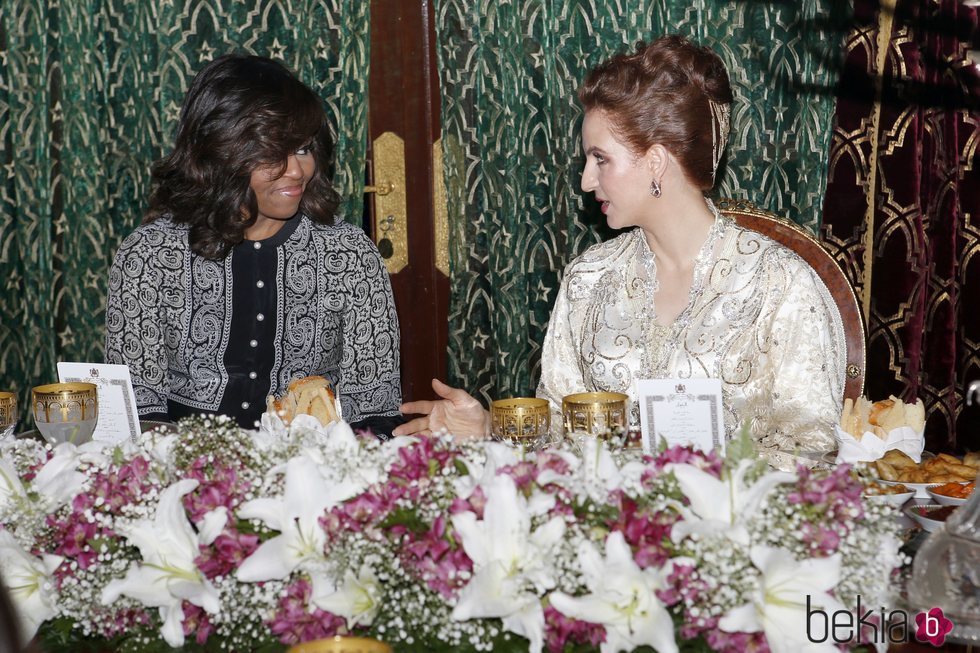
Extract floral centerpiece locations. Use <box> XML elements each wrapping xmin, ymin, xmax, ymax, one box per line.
<box><xmin>0</xmin><ymin>414</ymin><xmax>904</xmax><ymax>652</ymax></box>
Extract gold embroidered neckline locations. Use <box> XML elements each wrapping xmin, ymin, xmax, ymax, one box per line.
<box><xmin>633</xmin><ymin>201</ymin><xmax>729</xmax><ymax>377</ymax></box>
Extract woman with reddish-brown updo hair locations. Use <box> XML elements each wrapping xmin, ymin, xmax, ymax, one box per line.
<box><xmin>577</xmin><ymin>34</ymin><xmax>734</xmax><ymax>192</ymax></box>
<box><xmin>396</xmin><ymin>36</ymin><xmax>844</xmax><ymax>470</ymax></box>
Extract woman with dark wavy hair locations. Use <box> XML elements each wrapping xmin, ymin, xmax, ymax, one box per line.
<box><xmin>105</xmin><ymin>54</ymin><xmax>404</xmax><ymax>433</ymax></box>
<box><xmin>396</xmin><ymin>36</ymin><xmax>845</xmax><ymax>470</ymax></box>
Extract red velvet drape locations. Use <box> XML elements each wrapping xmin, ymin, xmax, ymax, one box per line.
<box><xmin>822</xmin><ymin>0</ymin><xmax>980</xmax><ymax>453</ymax></box>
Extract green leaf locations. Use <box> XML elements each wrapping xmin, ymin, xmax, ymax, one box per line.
<box><xmin>724</xmin><ymin>422</ymin><xmax>757</xmax><ymax>467</ymax></box>
<box><xmin>380</xmin><ymin>506</ymin><xmax>428</xmax><ymax>534</ymax></box>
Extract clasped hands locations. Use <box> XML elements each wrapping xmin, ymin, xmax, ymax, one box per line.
<box><xmin>393</xmin><ymin>378</ymin><xmax>491</xmax><ymax>440</ymax></box>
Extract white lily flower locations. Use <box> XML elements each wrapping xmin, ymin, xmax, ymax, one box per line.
<box><xmin>296</xmin><ymin>420</ymin><xmax>378</xmax><ymax>491</ymax></box>
<box><xmin>196</xmin><ymin>506</ymin><xmax>228</xmax><ymax>546</ymax></box>
<box><xmin>451</xmin><ymin>474</ymin><xmax>565</xmax><ymax>653</ymax></box>
<box><xmin>262</xmin><ymin>411</ymin><xmax>353</xmax><ymax>448</ymax></box>
<box><xmin>255</xmin><ymin>411</ymin><xmax>290</xmax><ymax>452</ymax></box>
<box><xmin>0</xmin><ymin>529</ymin><xmax>62</xmax><ymax>643</ymax></box>
<box><xmin>76</xmin><ymin>439</ymin><xmax>110</xmax><ymax>456</ymax></box>
<box><xmin>289</xmin><ymin>415</ymin><xmax>338</xmax><ymax>460</ymax></box>
<box><xmin>719</xmin><ymin>545</ymin><xmax>845</xmax><ymax>653</ymax></box>
<box><xmin>535</xmin><ymin>449</ymin><xmax>581</xmax><ymax>487</ymax></box>
<box><xmin>452</xmin><ymin>440</ymin><xmax>521</xmax><ymax>499</ymax></box>
<box><xmin>667</xmin><ymin>459</ymin><xmax>793</xmax><ymax>544</ymax></box>
<box><xmin>0</xmin><ymin>457</ymin><xmax>29</xmax><ymax>515</ymax></box>
<box><xmin>526</xmin><ymin>490</ymin><xmax>556</xmax><ymax>517</ymax></box>
<box><xmin>537</xmin><ymin>441</ymin><xmax>644</xmax><ymax>497</ymax></box>
<box><xmin>120</xmin><ymin>429</ymin><xmax>176</xmax><ymax>467</ymax></box>
<box><xmin>237</xmin><ymin>455</ymin><xmax>354</xmax><ymax>581</ymax></box>
<box><xmin>312</xmin><ymin>561</ymin><xmax>382</xmax><ymax>628</ymax></box>
<box><xmin>291</xmin><ymin>412</ymin><xmax>345</xmax><ymax>438</ymax></box>
<box><xmin>580</xmin><ymin>437</ymin><xmax>649</xmax><ymax>496</ymax></box>
<box><xmin>550</xmin><ymin>531</ymin><xmax>678</xmax><ymax>653</ymax></box>
<box><xmin>32</xmin><ymin>444</ymin><xmax>88</xmax><ymax>509</ymax></box>
<box><xmin>101</xmin><ymin>479</ymin><xmax>219</xmax><ymax>648</ymax></box>
<box><xmin>259</xmin><ymin>410</ymin><xmax>289</xmax><ymax>437</ymax></box>
<box><xmin>322</xmin><ymin>417</ymin><xmax>359</xmax><ymax>454</ymax></box>
<box><xmin>582</xmin><ymin>437</ymin><xmax>621</xmax><ymax>485</ymax></box>
<box><xmin>260</xmin><ymin>414</ymin><xmax>364</xmax><ymax>473</ymax></box>
<box><xmin>0</xmin><ymin>442</ymin><xmax>91</xmax><ymax>517</ymax></box>
<box><xmin>146</xmin><ymin>433</ymin><xmax>177</xmax><ymax>466</ymax></box>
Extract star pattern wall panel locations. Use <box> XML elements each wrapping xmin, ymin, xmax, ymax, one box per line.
<box><xmin>0</xmin><ymin>1</ymin><xmax>370</xmax><ymax>405</ymax></box>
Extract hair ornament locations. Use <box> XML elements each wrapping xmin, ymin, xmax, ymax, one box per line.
<box><xmin>709</xmin><ymin>98</ymin><xmax>730</xmax><ymax>184</ymax></box>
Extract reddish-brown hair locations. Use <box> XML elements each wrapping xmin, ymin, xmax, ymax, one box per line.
<box><xmin>579</xmin><ymin>35</ymin><xmax>733</xmax><ymax>190</ymax></box>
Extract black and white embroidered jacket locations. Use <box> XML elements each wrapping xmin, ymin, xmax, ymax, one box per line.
<box><xmin>104</xmin><ymin>215</ymin><xmax>402</xmax><ymax>427</ymax></box>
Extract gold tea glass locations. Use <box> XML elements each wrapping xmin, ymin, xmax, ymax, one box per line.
<box><xmin>32</xmin><ymin>382</ymin><xmax>99</xmax><ymax>446</ymax></box>
<box><xmin>0</xmin><ymin>391</ymin><xmax>17</xmax><ymax>439</ymax></box>
<box><xmin>561</xmin><ymin>391</ymin><xmax>629</xmax><ymax>439</ymax></box>
<box><xmin>287</xmin><ymin>636</ymin><xmax>392</xmax><ymax>653</ymax></box>
<box><xmin>490</xmin><ymin>397</ymin><xmax>551</xmax><ymax>451</ymax></box>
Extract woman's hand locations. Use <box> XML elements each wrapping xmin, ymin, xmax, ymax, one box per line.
<box><xmin>393</xmin><ymin>378</ymin><xmax>490</xmax><ymax>439</ymax></box>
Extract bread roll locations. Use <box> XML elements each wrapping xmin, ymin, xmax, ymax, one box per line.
<box><xmin>839</xmin><ymin>395</ymin><xmax>926</xmax><ymax>439</ymax></box>
<box><xmin>267</xmin><ymin>376</ymin><xmax>340</xmax><ymax>426</ymax></box>
<box><xmin>868</xmin><ymin>398</ymin><xmax>895</xmax><ymax>427</ymax></box>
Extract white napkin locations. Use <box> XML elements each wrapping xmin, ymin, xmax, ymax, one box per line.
<box><xmin>834</xmin><ymin>425</ymin><xmax>925</xmax><ymax>464</ymax></box>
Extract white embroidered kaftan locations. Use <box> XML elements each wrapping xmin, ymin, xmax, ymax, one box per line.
<box><xmin>536</xmin><ymin>216</ymin><xmax>846</xmax><ymax>470</ymax></box>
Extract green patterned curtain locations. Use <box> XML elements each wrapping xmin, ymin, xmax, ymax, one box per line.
<box><xmin>0</xmin><ymin>1</ymin><xmax>370</xmax><ymax>418</ymax></box>
<box><xmin>435</xmin><ymin>0</ymin><xmax>849</xmax><ymax>402</ymax></box>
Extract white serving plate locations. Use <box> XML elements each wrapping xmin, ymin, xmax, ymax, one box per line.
<box><xmin>925</xmin><ymin>483</ymin><xmax>972</xmax><ymax>506</ymax></box>
<box><xmin>863</xmin><ymin>490</ymin><xmax>915</xmax><ymax>508</ymax></box>
<box><xmin>822</xmin><ymin>449</ymin><xmax>934</xmax><ymax>466</ymax></box>
<box><xmin>877</xmin><ymin>479</ymin><xmax>938</xmax><ymax>499</ymax></box>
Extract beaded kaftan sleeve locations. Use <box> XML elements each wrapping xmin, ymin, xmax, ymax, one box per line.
<box><xmin>536</xmin><ymin>273</ymin><xmax>588</xmax><ymax>438</ymax></box>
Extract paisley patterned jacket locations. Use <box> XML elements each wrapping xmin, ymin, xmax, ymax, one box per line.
<box><xmin>104</xmin><ymin>216</ymin><xmax>402</xmax><ymax>424</ymax></box>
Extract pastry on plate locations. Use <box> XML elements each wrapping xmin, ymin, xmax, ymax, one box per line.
<box><xmin>266</xmin><ymin>376</ymin><xmax>339</xmax><ymax>426</ymax></box>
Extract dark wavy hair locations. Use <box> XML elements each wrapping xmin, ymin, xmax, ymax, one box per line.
<box><xmin>145</xmin><ymin>54</ymin><xmax>340</xmax><ymax>259</ymax></box>
<box><xmin>579</xmin><ymin>35</ymin><xmax>734</xmax><ymax>190</ymax></box>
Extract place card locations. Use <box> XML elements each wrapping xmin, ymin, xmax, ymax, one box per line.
<box><xmin>635</xmin><ymin>378</ymin><xmax>725</xmax><ymax>455</ymax></box>
<box><xmin>57</xmin><ymin>362</ymin><xmax>141</xmax><ymax>444</ymax></box>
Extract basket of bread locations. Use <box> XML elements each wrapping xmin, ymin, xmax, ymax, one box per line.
<box><xmin>834</xmin><ymin>395</ymin><xmax>926</xmax><ymax>464</ymax></box>
<box><xmin>266</xmin><ymin>376</ymin><xmax>342</xmax><ymax>427</ymax></box>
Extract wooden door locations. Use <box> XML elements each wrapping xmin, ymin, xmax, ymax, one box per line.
<box><xmin>366</xmin><ymin>0</ymin><xmax>449</xmax><ymax>402</ymax></box>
